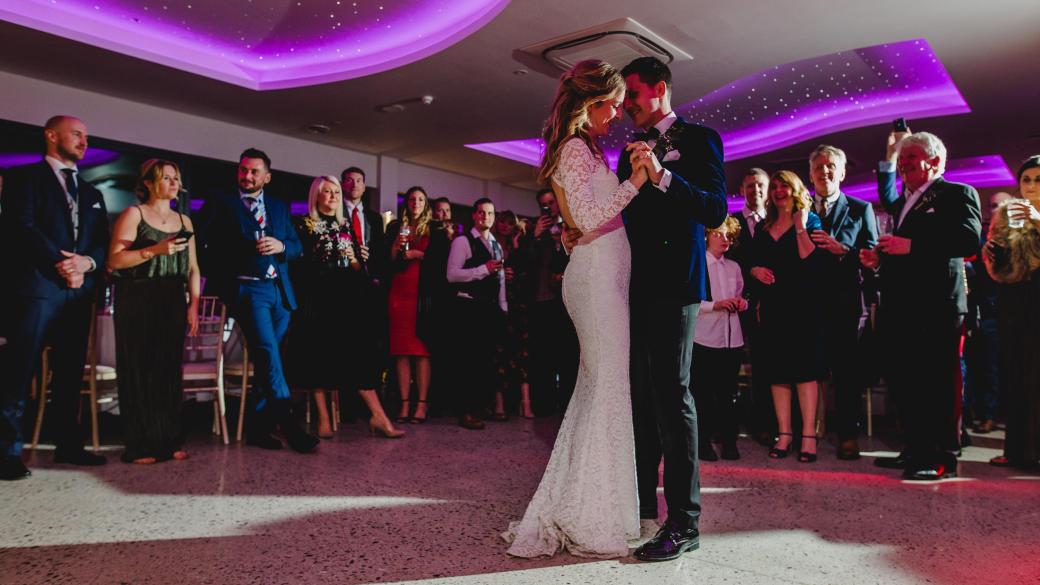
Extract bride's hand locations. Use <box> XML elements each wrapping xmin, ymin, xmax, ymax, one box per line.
<box><xmin>629</xmin><ymin>159</ymin><xmax>650</xmax><ymax>189</ymax></box>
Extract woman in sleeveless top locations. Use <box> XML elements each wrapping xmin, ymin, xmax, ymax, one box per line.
<box><xmin>107</xmin><ymin>159</ymin><xmax>200</xmax><ymax>464</ymax></box>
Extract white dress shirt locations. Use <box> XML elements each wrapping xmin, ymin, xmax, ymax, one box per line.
<box><xmin>897</xmin><ymin>178</ymin><xmax>938</xmax><ymax>228</ymax></box>
<box><xmin>742</xmin><ymin>205</ymin><xmax>765</xmax><ymax>238</ymax></box>
<box><xmin>446</xmin><ymin>227</ymin><xmax>508</xmax><ymax>312</ymax></box>
<box><xmin>45</xmin><ymin>155</ymin><xmax>79</xmax><ymax>237</ymax></box>
<box><xmin>694</xmin><ymin>253</ymin><xmax>744</xmax><ymax>348</ymax></box>
<box><xmin>648</xmin><ymin>111</ymin><xmax>677</xmax><ymax>193</ymax></box>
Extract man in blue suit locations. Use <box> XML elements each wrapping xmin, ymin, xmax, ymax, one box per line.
<box><xmin>615</xmin><ymin>57</ymin><xmax>728</xmax><ymax>561</ymax></box>
<box><xmin>1</xmin><ymin>115</ymin><xmax>110</xmax><ymax>480</ymax></box>
<box><xmin>806</xmin><ymin>145</ymin><xmax>878</xmax><ymax>460</ymax></box>
<box><xmin>198</xmin><ymin>148</ymin><xmax>317</xmax><ymax>453</ymax></box>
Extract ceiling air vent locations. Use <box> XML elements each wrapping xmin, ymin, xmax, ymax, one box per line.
<box><xmin>515</xmin><ymin>17</ymin><xmax>692</xmax><ymax>77</ymax></box>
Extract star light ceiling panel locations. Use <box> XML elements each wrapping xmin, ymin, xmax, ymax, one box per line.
<box><xmin>467</xmin><ymin>38</ymin><xmax>970</xmax><ymax>166</ymax></box>
<box><xmin>0</xmin><ymin>0</ymin><xmax>510</xmax><ymax>90</ymax></box>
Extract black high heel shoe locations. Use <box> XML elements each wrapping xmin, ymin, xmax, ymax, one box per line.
<box><xmin>798</xmin><ymin>436</ymin><xmax>818</xmax><ymax>463</ymax></box>
<box><xmin>410</xmin><ymin>400</ymin><xmax>428</xmax><ymax>424</ymax></box>
<box><xmin>769</xmin><ymin>432</ymin><xmax>793</xmax><ymax>459</ymax></box>
<box><xmin>396</xmin><ymin>401</ymin><xmax>412</xmax><ymax>424</ymax></box>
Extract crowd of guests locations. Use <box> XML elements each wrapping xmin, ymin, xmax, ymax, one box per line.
<box><xmin>1</xmin><ymin>113</ymin><xmax>1038</xmax><ymax>482</ymax></box>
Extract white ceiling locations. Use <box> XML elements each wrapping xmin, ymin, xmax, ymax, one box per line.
<box><xmin>1</xmin><ymin>0</ymin><xmax>1038</xmax><ymax>192</ymax></box>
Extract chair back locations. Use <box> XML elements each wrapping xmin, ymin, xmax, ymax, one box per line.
<box><xmin>182</xmin><ymin>296</ymin><xmax>227</xmax><ymax>391</ymax></box>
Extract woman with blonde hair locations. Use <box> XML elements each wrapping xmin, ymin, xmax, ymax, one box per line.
<box><xmin>108</xmin><ymin>159</ymin><xmax>200</xmax><ymax>464</ymax></box>
<box><xmin>287</xmin><ymin>176</ymin><xmax>403</xmax><ymax>439</ymax></box>
<box><xmin>387</xmin><ymin>186</ymin><xmax>433</xmax><ymax>423</ymax></box>
<box><xmin>984</xmin><ymin>156</ymin><xmax>1040</xmax><ymax>469</ymax></box>
<box><xmin>503</xmin><ymin>59</ymin><xmax>656</xmax><ymax>558</ymax></box>
<box><xmin>749</xmin><ymin>170</ymin><xmax>823</xmax><ymax>462</ymax></box>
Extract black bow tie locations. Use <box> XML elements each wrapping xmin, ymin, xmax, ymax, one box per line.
<box><xmin>635</xmin><ymin>127</ymin><xmax>661</xmax><ymax>142</ymax></box>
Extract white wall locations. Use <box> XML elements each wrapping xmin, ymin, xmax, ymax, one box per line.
<box><xmin>398</xmin><ymin>160</ymin><xmax>537</xmax><ymax>216</ymax></box>
<box><xmin>0</xmin><ymin>69</ymin><xmax>535</xmax><ymax>214</ymax></box>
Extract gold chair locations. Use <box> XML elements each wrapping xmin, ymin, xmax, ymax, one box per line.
<box><xmin>221</xmin><ymin>321</ymin><xmax>254</xmax><ymax>442</ymax></box>
<box><xmin>182</xmin><ymin>296</ymin><xmax>230</xmax><ymax>444</ymax></box>
<box><xmin>31</xmin><ymin>304</ymin><xmax>117</xmax><ymax>452</ymax></box>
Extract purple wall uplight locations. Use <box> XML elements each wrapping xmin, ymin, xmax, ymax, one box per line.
<box><xmin>467</xmin><ymin>38</ymin><xmax>970</xmax><ymax>167</ymax></box>
<box><xmin>725</xmin><ymin>155</ymin><xmax>1015</xmax><ymax>213</ymax></box>
<box><xmin>0</xmin><ymin>148</ymin><xmax>120</xmax><ymax>169</ymax></box>
<box><xmin>0</xmin><ymin>0</ymin><xmax>510</xmax><ymax>90</ymax></box>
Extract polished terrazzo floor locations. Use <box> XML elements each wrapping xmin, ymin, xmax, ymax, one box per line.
<box><xmin>2</xmin><ymin>418</ymin><xmax>1038</xmax><ymax>585</ymax></box>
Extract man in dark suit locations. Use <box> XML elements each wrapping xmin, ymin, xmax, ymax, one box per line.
<box><xmin>861</xmin><ymin>130</ymin><xmax>981</xmax><ymax>481</ymax></box>
<box><xmin>198</xmin><ymin>148</ymin><xmax>317</xmax><ymax>453</ymax></box>
<box><xmin>338</xmin><ymin>167</ymin><xmax>391</xmax><ymax>419</ymax></box>
<box><xmin>806</xmin><ymin>145</ymin><xmax>878</xmax><ymax>460</ymax></box>
<box><xmin>1</xmin><ymin>115</ymin><xmax>110</xmax><ymax>479</ymax></box>
<box><xmin>616</xmin><ymin>57</ymin><xmax>727</xmax><ymax>560</ymax></box>
<box><xmin>727</xmin><ymin>168</ymin><xmax>774</xmax><ymax>446</ymax></box>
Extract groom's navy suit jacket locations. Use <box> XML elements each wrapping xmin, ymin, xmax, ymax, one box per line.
<box><xmin>617</xmin><ymin>117</ymin><xmax>728</xmax><ymax>305</ymax></box>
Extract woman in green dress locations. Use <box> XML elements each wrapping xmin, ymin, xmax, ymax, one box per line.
<box><xmin>107</xmin><ymin>159</ymin><xmax>200</xmax><ymax>464</ymax></box>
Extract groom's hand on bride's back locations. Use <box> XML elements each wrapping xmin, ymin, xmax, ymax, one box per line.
<box><xmin>562</xmin><ymin>227</ymin><xmax>583</xmax><ymax>253</ymax></box>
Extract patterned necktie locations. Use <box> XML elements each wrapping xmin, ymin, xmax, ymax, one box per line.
<box><xmin>245</xmin><ymin>196</ymin><xmax>266</xmax><ymax>229</ymax></box>
<box><xmin>244</xmin><ymin>196</ymin><xmax>276</xmax><ymax>278</ymax></box>
<box><xmin>61</xmin><ymin>168</ymin><xmax>79</xmax><ymax>240</ymax></box>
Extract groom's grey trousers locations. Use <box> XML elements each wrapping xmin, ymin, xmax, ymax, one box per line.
<box><xmin>631</xmin><ymin>301</ymin><xmax>701</xmax><ymax>530</ymax></box>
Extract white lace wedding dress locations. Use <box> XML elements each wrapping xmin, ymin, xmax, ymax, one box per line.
<box><xmin>503</xmin><ymin>137</ymin><xmax>641</xmax><ymax>558</ymax></box>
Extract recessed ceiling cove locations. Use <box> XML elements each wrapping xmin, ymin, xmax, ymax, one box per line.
<box><xmin>0</xmin><ymin>0</ymin><xmax>511</xmax><ymax>90</ymax></box>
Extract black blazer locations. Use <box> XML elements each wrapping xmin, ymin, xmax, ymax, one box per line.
<box><xmin>876</xmin><ymin>172</ymin><xmax>981</xmax><ymax>318</ymax></box>
<box><xmin>2</xmin><ymin>160</ymin><xmax>109</xmax><ymax>299</ymax></box>
<box><xmin>197</xmin><ymin>192</ymin><xmax>302</xmax><ymax>310</ymax></box>
<box><xmin>617</xmin><ymin>117</ymin><xmax>728</xmax><ymax>305</ymax></box>
<box><xmin>816</xmin><ymin>192</ymin><xmax>878</xmax><ymax>314</ymax></box>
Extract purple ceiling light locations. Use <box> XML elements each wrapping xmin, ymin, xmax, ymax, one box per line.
<box><xmin>836</xmin><ymin>155</ymin><xmax>1015</xmax><ymax>203</ymax></box>
<box><xmin>467</xmin><ymin>38</ymin><xmax>970</xmax><ymax>166</ymax></box>
<box><xmin>0</xmin><ymin>0</ymin><xmax>511</xmax><ymax>90</ymax></box>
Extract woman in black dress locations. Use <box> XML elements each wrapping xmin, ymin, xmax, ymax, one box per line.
<box><xmin>984</xmin><ymin>156</ymin><xmax>1040</xmax><ymax>470</ymax></box>
<box><xmin>750</xmin><ymin>170</ymin><xmax>823</xmax><ymax>462</ymax></box>
<box><xmin>108</xmin><ymin>159</ymin><xmax>200</xmax><ymax>464</ymax></box>
<box><xmin>287</xmin><ymin>176</ymin><xmax>403</xmax><ymax>439</ymax></box>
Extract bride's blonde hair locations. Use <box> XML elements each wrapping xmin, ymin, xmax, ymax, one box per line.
<box><xmin>538</xmin><ymin>60</ymin><xmax>626</xmax><ymax>184</ymax></box>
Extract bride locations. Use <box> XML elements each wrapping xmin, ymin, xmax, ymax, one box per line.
<box><xmin>503</xmin><ymin>59</ymin><xmax>657</xmax><ymax>558</ymax></box>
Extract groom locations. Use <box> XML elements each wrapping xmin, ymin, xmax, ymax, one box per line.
<box><xmin>617</xmin><ymin>57</ymin><xmax>727</xmax><ymax>561</ymax></box>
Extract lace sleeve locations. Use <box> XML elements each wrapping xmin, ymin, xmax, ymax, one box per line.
<box><xmin>553</xmin><ymin>139</ymin><xmax>639</xmax><ymax>234</ymax></box>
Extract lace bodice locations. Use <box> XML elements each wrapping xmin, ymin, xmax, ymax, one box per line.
<box><xmin>553</xmin><ymin>138</ymin><xmax>639</xmax><ymax>236</ymax></box>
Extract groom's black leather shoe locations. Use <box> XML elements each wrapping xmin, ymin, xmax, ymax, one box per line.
<box><xmin>0</xmin><ymin>457</ymin><xmax>31</xmax><ymax>481</ymax></box>
<box><xmin>634</xmin><ymin>522</ymin><xmax>700</xmax><ymax>561</ymax></box>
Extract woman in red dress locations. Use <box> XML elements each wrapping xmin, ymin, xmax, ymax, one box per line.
<box><xmin>388</xmin><ymin>187</ymin><xmax>433</xmax><ymax>422</ymax></box>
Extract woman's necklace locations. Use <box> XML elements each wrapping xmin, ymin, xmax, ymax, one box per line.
<box><xmin>145</xmin><ymin>202</ymin><xmax>175</xmax><ymax>225</ymax></box>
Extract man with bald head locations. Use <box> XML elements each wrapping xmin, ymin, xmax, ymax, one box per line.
<box><xmin>1</xmin><ymin>116</ymin><xmax>110</xmax><ymax>479</ymax></box>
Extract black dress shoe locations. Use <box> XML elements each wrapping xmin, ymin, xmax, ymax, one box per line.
<box><xmin>634</xmin><ymin>523</ymin><xmax>700</xmax><ymax>562</ymax></box>
<box><xmin>874</xmin><ymin>453</ymin><xmax>907</xmax><ymax>469</ymax></box>
<box><xmin>53</xmin><ymin>448</ymin><xmax>107</xmax><ymax>466</ymax></box>
<box><xmin>903</xmin><ymin>464</ymin><xmax>956</xmax><ymax>481</ymax></box>
<box><xmin>281</xmin><ymin>422</ymin><xmax>319</xmax><ymax>454</ymax></box>
<box><xmin>459</xmin><ymin>414</ymin><xmax>486</xmax><ymax>430</ymax></box>
<box><xmin>0</xmin><ymin>457</ymin><xmax>31</xmax><ymax>480</ymax></box>
<box><xmin>699</xmin><ymin>444</ymin><xmax>719</xmax><ymax>462</ymax></box>
<box><xmin>720</xmin><ymin>443</ymin><xmax>740</xmax><ymax>460</ymax></box>
<box><xmin>246</xmin><ymin>433</ymin><xmax>284</xmax><ymax>450</ymax></box>
<box><xmin>837</xmin><ymin>439</ymin><xmax>861</xmax><ymax>461</ymax></box>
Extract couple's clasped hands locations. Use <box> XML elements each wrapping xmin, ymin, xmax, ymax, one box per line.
<box><xmin>625</xmin><ymin>141</ymin><xmax>663</xmax><ymax>189</ymax></box>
